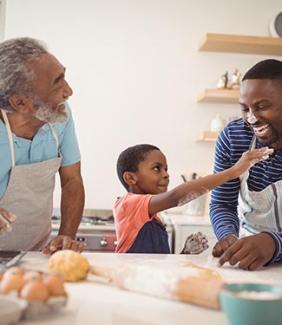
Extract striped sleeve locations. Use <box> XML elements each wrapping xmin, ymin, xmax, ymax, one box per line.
<box><xmin>210</xmin><ymin>127</ymin><xmax>241</xmax><ymax>240</ymax></box>
<box><xmin>263</xmin><ymin>231</ymin><xmax>282</xmax><ymax>263</ymax></box>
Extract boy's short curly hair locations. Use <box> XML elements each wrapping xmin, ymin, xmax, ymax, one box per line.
<box><xmin>117</xmin><ymin>144</ymin><xmax>160</xmax><ymax>190</ymax></box>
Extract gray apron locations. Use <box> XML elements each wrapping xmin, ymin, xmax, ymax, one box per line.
<box><xmin>0</xmin><ymin>110</ymin><xmax>61</xmax><ymax>250</ymax></box>
<box><xmin>238</xmin><ymin>136</ymin><xmax>282</xmax><ymax>235</ymax></box>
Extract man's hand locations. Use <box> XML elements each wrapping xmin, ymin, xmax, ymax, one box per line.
<box><xmin>218</xmin><ymin>233</ymin><xmax>276</xmax><ymax>270</ymax></box>
<box><xmin>0</xmin><ymin>208</ymin><xmax>17</xmax><ymax>234</ymax></box>
<box><xmin>212</xmin><ymin>234</ymin><xmax>238</xmax><ymax>257</ymax></box>
<box><xmin>42</xmin><ymin>235</ymin><xmax>84</xmax><ymax>255</ymax></box>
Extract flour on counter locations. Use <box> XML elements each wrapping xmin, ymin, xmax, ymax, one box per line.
<box><xmin>122</xmin><ymin>263</ymin><xmax>201</xmax><ymax>298</ymax></box>
<box><xmin>236</xmin><ymin>290</ymin><xmax>282</xmax><ymax>300</ymax></box>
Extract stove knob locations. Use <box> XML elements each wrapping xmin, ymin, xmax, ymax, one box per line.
<box><xmin>100</xmin><ymin>239</ymin><xmax>108</xmax><ymax>247</ymax></box>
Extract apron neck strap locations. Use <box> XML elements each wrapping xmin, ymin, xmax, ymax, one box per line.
<box><xmin>48</xmin><ymin>124</ymin><xmax>59</xmax><ymax>152</ymax></box>
<box><xmin>1</xmin><ymin>109</ymin><xmax>15</xmax><ymax>167</ymax></box>
<box><xmin>249</xmin><ymin>135</ymin><xmax>256</xmax><ymax>150</ymax></box>
<box><xmin>1</xmin><ymin>110</ymin><xmax>60</xmax><ymax>167</ymax></box>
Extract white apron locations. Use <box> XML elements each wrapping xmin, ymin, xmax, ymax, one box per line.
<box><xmin>238</xmin><ymin>136</ymin><xmax>282</xmax><ymax>236</ymax></box>
<box><xmin>0</xmin><ymin>110</ymin><xmax>62</xmax><ymax>251</ymax></box>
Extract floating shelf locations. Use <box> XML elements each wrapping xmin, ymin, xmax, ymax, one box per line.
<box><xmin>197</xmin><ymin>88</ymin><xmax>240</xmax><ymax>103</ymax></box>
<box><xmin>197</xmin><ymin>131</ymin><xmax>219</xmax><ymax>142</ymax></box>
<box><xmin>199</xmin><ymin>33</ymin><xmax>282</xmax><ymax>55</ymax></box>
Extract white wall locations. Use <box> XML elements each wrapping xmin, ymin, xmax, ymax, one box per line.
<box><xmin>4</xmin><ymin>0</ymin><xmax>282</xmax><ymax>209</ymax></box>
<box><xmin>0</xmin><ymin>0</ymin><xmax>6</xmax><ymax>40</ymax></box>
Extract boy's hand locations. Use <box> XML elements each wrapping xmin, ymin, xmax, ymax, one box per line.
<box><xmin>231</xmin><ymin>147</ymin><xmax>274</xmax><ymax>178</ymax></box>
<box><xmin>181</xmin><ymin>232</ymin><xmax>209</xmax><ymax>254</ymax></box>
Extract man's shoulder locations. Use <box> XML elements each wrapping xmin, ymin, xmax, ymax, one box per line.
<box><xmin>225</xmin><ymin>118</ymin><xmax>251</xmax><ymax>132</ymax></box>
<box><xmin>223</xmin><ymin>118</ymin><xmax>253</xmax><ymax>141</ymax></box>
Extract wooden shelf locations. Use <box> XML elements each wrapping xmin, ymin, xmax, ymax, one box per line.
<box><xmin>197</xmin><ymin>131</ymin><xmax>219</xmax><ymax>142</ymax></box>
<box><xmin>197</xmin><ymin>88</ymin><xmax>239</xmax><ymax>103</ymax></box>
<box><xmin>199</xmin><ymin>33</ymin><xmax>282</xmax><ymax>55</ymax></box>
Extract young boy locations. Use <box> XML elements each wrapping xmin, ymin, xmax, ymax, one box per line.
<box><xmin>114</xmin><ymin>144</ymin><xmax>273</xmax><ymax>254</ymax></box>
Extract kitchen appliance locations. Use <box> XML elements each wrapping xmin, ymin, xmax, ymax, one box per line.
<box><xmin>51</xmin><ymin>209</ymin><xmax>174</xmax><ymax>253</ymax></box>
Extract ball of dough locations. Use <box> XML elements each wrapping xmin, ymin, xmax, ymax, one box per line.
<box><xmin>47</xmin><ymin>250</ymin><xmax>90</xmax><ymax>282</ymax></box>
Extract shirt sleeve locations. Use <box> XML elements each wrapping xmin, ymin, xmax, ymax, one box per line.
<box><xmin>56</xmin><ymin>103</ymin><xmax>81</xmax><ymax>167</ymax></box>
<box><xmin>263</xmin><ymin>231</ymin><xmax>282</xmax><ymax>264</ymax></box>
<box><xmin>210</xmin><ymin>127</ymin><xmax>240</xmax><ymax>240</ymax></box>
<box><xmin>122</xmin><ymin>193</ymin><xmax>152</xmax><ymax>228</ymax></box>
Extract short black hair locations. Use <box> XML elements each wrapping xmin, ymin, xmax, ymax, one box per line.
<box><xmin>117</xmin><ymin>144</ymin><xmax>160</xmax><ymax>190</ymax></box>
<box><xmin>242</xmin><ymin>59</ymin><xmax>282</xmax><ymax>82</ymax></box>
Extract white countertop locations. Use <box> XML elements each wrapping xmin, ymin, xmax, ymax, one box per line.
<box><xmin>18</xmin><ymin>250</ymin><xmax>282</xmax><ymax>325</ymax></box>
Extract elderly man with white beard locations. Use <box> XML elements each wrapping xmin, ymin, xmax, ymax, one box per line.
<box><xmin>0</xmin><ymin>37</ymin><xmax>85</xmax><ymax>254</ymax></box>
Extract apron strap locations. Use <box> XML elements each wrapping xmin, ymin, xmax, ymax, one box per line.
<box><xmin>1</xmin><ymin>110</ymin><xmax>16</xmax><ymax>167</ymax></box>
<box><xmin>48</xmin><ymin>124</ymin><xmax>60</xmax><ymax>152</ymax></box>
<box><xmin>249</xmin><ymin>135</ymin><xmax>256</xmax><ymax>150</ymax></box>
<box><xmin>240</xmin><ymin>135</ymin><xmax>257</xmax><ymax>183</ymax></box>
<box><xmin>1</xmin><ymin>110</ymin><xmax>61</xmax><ymax>167</ymax></box>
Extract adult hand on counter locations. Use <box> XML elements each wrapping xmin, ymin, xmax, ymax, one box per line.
<box><xmin>0</xmin><ymin>208</ymin><xmax>17</xmax><ymax>234</ymax></box>
<box><xmin>212</xmin><ymin>234</ymin><xmax>238</xmax><ymax>258</ymax></box>
<box><xmin>42</xmin><ymin>235</ymin><xmax>85</xmax><ymax>255</ymax></box>
<box><xmin>217</xmin><ymin>233</ymin><xmax>276</xmax><ymax>270</ymax></box>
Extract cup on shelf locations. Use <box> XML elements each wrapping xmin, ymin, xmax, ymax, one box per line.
<box><xmin>210</xmin><ymin>115</ymin><xmax>225</xmax><ymax>132</ymax></box>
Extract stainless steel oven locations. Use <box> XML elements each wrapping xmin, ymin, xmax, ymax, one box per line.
<box><xmin>51</xmin><ymin>209</ymin><xmax>117</xmax><ymax>252</ymax></box>
<box><xmin>51</xmin><ymin>209</ymin><xmax>174</xmax><ymax>253</ymax></box>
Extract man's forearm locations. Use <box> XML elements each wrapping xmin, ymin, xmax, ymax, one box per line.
<box><xmin>210</xmin><ymin>203</ymin><xmax>240</xmax><ymax>240</ymax></box>
<box><xmin>59</xmin><ymin>177</ymin><xmax>85</xmax><ymax>238</ymax></box>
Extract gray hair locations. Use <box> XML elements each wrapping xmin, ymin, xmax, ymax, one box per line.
<box><xmin>0</xmin><ymin>37</ymin><xmax>48</xmax><ymax>112</ymax></box>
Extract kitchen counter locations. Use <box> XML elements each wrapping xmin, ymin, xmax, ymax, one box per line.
<box><xmin>19</xmin><ymin>250</ymin><xmax>282</xmax><ymax>325</ymax></box>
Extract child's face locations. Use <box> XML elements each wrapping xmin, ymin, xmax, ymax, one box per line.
<box><xmin>133</xmin><ymin>150</ymin><xmax>169</xmax><ymax>194</ymax></box>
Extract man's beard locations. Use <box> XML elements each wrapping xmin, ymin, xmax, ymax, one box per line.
<box><xmin>33</xmin><ymin>97</ymin><xmax>68</xmax><ymax>124</ymax></box>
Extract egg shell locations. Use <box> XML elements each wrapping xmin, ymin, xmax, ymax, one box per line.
<box><xmin>4</xmin><ymin>266</ymin><xmax>24</xmax><ymax>277</ymax></box>
<box><xmin>0</xmin><ymin>274</ymin><xmax>24</xmax><ymax>294</ymax></box>
<box><xmin>43</xmin><ymin>275</ymin><xmax>66</xmax><ymax>296</ymax></box>
<box><xmin>23</xmin><ymin>271</ymin><xmax>42</xmax><ymax>283</ymax></box>
<box><xmin>20</xmin><ymin>281</ymin><xmax>50</xmax><ymax>302</ymax></box>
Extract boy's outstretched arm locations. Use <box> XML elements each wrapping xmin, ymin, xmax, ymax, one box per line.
<box><xmin>148</xmin><ymin>147</ymin><xmax>273</xmax><ymax>216</ymax></box>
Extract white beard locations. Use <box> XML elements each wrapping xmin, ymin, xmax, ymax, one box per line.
<box><xmin>33</xmin><ymin>98</ymin><xmax>68</xmax><ymax>124</ymax></box>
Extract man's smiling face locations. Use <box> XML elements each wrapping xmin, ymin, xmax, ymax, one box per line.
<box><xmin>240</xmin><ymin>78</ymin><xmax>282</xmax><ymax>149</ymax></box>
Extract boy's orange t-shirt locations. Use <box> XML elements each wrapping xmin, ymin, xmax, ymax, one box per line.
<box><xmin>114</xmin><ymin>192</ymin><xmax>161</xmax><ymax>253</ymax></box>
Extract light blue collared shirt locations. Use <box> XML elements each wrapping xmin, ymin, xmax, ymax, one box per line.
<box><xmin>0</xmin><ymin>104</ymin><xmax>81</xmax><ymax>199</ymax></box>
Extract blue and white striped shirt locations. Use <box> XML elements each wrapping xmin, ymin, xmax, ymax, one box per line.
<box><xmin>210</xmin><ymin>118</ymin><xmax>282</xmax><ymax>263</ymax></box>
